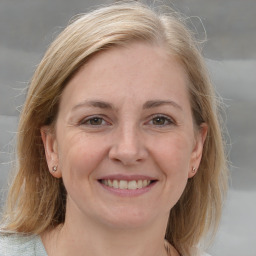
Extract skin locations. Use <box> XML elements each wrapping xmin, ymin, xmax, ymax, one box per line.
<box><xmin>41</xmin><ymin>42</ymin><xmax>207</xmax><ymax>256</ymax></box>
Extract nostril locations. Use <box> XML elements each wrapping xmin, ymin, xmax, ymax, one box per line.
<box><xmin>108</xmin><ymin>137</ymin><xmax>148</xmax><ymax>165</ymax></box>
<box><xmin>110</xmin><ymin>157</ymin><xmax>143</xmax><ymax>166</ymax></box>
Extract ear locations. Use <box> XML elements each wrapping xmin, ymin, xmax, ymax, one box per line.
<box><xmin>41</xmin><ymin>126</ymin><xmax>62</xmax><ymax>178</ymax></box>
<box><xmin>188</xmin><ymin>123</ymin><xmax>208</xmax><ymax>178</ymax></box>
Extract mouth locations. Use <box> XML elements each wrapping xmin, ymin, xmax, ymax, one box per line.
<box><xmin>98</xmin><ymin>179</ymin><xmax>157</xmax><ymax>190</ymax></box>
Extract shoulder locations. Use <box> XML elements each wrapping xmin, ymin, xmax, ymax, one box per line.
<box><xmin>0</xmin><ymin>231</ymin><xmax>47</xmax><ymax>256</ymax></box>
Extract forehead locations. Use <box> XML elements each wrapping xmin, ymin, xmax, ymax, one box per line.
<box><xmin>60</xmin><ymin>42</ymin><xmax>190</xmax><ymax>111</ymax></box>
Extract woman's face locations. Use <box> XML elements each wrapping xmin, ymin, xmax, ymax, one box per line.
<box><xmin>42</xmin><ymin>42</ymin><xmax>207</xmax><ymax>229</ymax></box>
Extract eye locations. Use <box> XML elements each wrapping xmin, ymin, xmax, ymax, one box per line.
<box><xmin>80</xmin><ymin>116</ymin><xmax>109</xmax><ymax>126</ymax></box>
<box><xmin>148</xmin><ymin>115</ymin><xmax>174</xmax><ymax>126</ymax></box>
<box><xmin>87</xmin><ymin>117</ymin><xmax>104</xmax><ymax>125</ymax></box>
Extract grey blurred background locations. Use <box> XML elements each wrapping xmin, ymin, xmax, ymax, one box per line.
<box><xmin>0</xmin><ymin>0</ymin><xmax>255</xmax><ymax>255</ymax></box>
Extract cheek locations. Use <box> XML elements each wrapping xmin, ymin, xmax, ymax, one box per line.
<box><xmin>57</xmin><ymin>132</ymin><xmax>107</xmax><ymax>183</ymax></box>
<box><xmin>155</xmin><ymin>134</ymin><xmax>192</xmax><ymax>171</ymax></box>
<box><xmin>152</xmin><ymin>134</ymin><xmax>193</xmax><ymax>197</ymax></box>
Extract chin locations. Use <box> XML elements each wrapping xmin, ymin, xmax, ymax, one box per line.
<box><xmin>98</xmin><ymin>206</ymin><xmax>157</xmax><ymax>229</ymax></box>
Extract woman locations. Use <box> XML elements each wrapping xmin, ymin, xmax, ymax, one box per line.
<box><xmin>0</xmin><ymin>2</ymin><xmax>228</xmax><ymax>256</ymax></box>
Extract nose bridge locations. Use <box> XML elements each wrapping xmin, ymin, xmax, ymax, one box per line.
<box><xmin>109</xmin><ymin>120</ymin><xmax>147</xmax><ymax>165</ymax></box>
<box><xmin>119</xmin><ymin>121</ymin><xmax>139</xmax><ymax>151</ymax></box>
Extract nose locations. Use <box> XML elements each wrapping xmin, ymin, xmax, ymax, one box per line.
<box><xmin>108</xmin><ymin>124</ymin><xmax>148</xmax><ymax>166</ymax></box>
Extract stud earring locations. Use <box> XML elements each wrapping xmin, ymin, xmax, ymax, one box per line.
<box><xmin>52</xmin><ymin>166</ymin><xmax>57</xmax><ymax>172</ymax></box>
<box><xmin>192</xmin><ymin>167</ymin><xmax>197</xmax><ymax>173</ymax></box>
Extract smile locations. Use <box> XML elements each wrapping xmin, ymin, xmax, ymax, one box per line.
<box><xmin>99</xmin><ymin>179</ymin><xmax>153</xmax><ymax>190</ymax></box>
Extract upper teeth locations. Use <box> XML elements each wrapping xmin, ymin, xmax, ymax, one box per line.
<box><xmin>101</xmin><ymin>179</ymin><xmax>151</xmax><ymax>190</ymax></box>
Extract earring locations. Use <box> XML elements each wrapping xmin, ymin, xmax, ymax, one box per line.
<box><xmin>192</xmin><ymin>167</ymin><xmax>197</xmax><ymax>173</ymax></box>
<box><xmin>52</xmin><ymin>166</ymin><xmax>57</xmax><ymax>172</ymax></box>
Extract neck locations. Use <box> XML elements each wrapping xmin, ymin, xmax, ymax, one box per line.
<box><xmin>42</xmin><ymin>195</ymin><xmax>182</xmax><ymax>256</ymax></box>
<box><xmin>42</xmin><ymin>205</ymin><xmax>172</xmax><ymax>256</ymax></box>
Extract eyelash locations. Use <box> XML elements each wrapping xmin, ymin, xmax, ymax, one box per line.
<box><xmin>147</xmin><ymin>114</ymin><xmax>175</xmax><ymax>127</ymax></box>
<box><xmin>79</xmin><ymin>115</ymin><xmax>109</xmax><ymax>127</ymax></box>
<box><xmin>79</xmin><ymin>114</ymin><xmax>175</xmax><ymax>127</ymax></box>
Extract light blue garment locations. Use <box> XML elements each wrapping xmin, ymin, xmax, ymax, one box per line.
<box><xmin>0</xmin><ymin>233</ymin><xmax>47</xmax><ymax>256</ymax></box>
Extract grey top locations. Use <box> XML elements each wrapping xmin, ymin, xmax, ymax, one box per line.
<box><xmin>0</xmin><ymin>233</ymin><xmax>47</xmax><ymax>256</ymax></box>
<box><xmin>0</xmin><ymin>232</ymin><xmax>212</xmax><ymax>256</ymax></box>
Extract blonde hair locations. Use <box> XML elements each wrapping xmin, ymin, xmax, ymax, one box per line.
<box><xmin>1</xmin><ymin>2</ymin><xmax>228</xmax><ymax>255</ymax></box>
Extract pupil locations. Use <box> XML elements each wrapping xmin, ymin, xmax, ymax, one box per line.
<box><xmin>154</xmin><ymin>117</ymin><xmax>164</xmax><ymax>125</ymax></box>
<box><xmin>91</xmin><ymin>118</ymin><xmax>101</xmax><ymax>125</ymax></box>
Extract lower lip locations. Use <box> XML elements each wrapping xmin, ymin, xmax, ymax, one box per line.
<box><xmin>98</xmin><ymin>181</ymin><xmax>157</xmax><ymax>197</ymax></box>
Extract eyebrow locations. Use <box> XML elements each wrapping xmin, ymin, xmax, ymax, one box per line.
<box><xmin>142</xmin><ymin>100</ymin><xmax>183</xmax><ymax>111</ymax></box>
<box><xmin>72</xmin><ymin>100</ymin><xmax>115</xmax><ymax>112</ymax></box>
<box><xmin>71</xmin><ymin>99</ymin><xmax>183</xmax><ymax>112</ymax></box>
